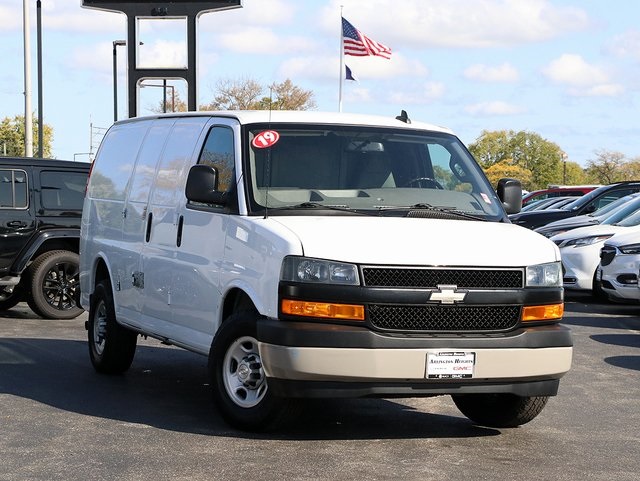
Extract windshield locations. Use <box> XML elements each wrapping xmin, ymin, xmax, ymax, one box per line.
<box><xmin>592</xmin><ymin>194</ymin><xmax>638</xmax><ymax>218</ymax></box>
<box><xmin>616</xmin><ymin>208</ymin><xmax>640</xmax><ymax>227</ymax></box>
<box><xmin>244</xmin><ymin>124</ymin><xmax>505</xmax><ymax>220</ymax></box>
<box><xmin>602</xmin><ymin>197</ymin><xmax>640</xmax><ymax>225</ymax></box>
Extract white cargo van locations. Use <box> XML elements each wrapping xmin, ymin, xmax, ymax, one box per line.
<box><xmin>80</xmin><ymin>111</ymin><xmax>572</xmax><ymax>430</ymax></box>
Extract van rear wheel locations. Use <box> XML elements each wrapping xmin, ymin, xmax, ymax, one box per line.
<box><xmin>88</xmin><ymin>280</ymin><xmax>137</xmax><ymax>374</ymax></box>
<box><xmin>451</xmin><ymin>393</ymin><xmax>549</xmax><ymax>428</ymax></box>
<box><xmin>209</xmin><ymin>312</ymin><xmax>298</xmax><ymax>431</ymax></box>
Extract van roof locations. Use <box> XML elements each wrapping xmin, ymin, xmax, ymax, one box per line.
<box><xmin>116</xmin><ymin>110</ymin><xmax>454</xmax><ymax>135</ymax></box>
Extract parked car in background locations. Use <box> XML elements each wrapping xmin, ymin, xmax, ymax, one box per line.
<box><xmin>0</xmin><ymin>158</ymin><xmax>89</xmax><ymax>319</ymax></box>
<box><xmin>510</xmin><ymin>182</ymin><xmax>640</xmax><ymax>230</ymax></box>
<box><xmin>522</xmin><ymin>185</ymin><xmax>599</xmax><ymax>206</ymax></box>
<box><xmin>552</xmin><ymin>205</ymin><xmax>640</xmax><ymax>294</ymax></box>
<box><xmin>535</xmin><ymin>193</ymin><xmax>640</xmax><ymax>238</ymax></box>
<box><xmin>598</xmin><ymin>230</ymin><xmax>640</xmax><ymax>303</ymax></box>
<box><xmin>524</xmin><ymin>196</ymin><xmax>580</xmax><ymax>212</ymax></box>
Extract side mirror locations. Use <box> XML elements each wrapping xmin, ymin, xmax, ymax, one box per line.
<box><xmin>497</xmin><ymin>178</ymin><xmax>522</xmax><ymax>214</ymax></box>
<box><xmin>185</xmin><ymin>164</ymin><xmax>228</xmax><ymax>205</ymax></box>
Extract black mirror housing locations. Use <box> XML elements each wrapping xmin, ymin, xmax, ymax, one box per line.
<box><xmin>185</xmin><ymin>164</ymin><xmax>228</xmax><ymax>205</ymax></box>
<box><xmin>497</xmin><ymin>178</ymin><xmax>522</xmax><ymax>215</ymax></box>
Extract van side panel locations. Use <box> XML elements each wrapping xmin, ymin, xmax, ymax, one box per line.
<box><xmin>80</xmin><ymin>121</ymin><xmax>152</xmax><ymax>307</ymax></box>
<box><xmin>118</xmin><ymin>119</ymin><xmax>176</xmax><ymax>317</ymax></box>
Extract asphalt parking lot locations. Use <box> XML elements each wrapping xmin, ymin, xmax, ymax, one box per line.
<box><xmin>0</xmin><ymin>294</ymin><xmax>638</xmax><ymax>481</ymax></box>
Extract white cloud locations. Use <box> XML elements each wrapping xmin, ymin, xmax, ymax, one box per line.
<box><xmin>464</xmin><ymin>63</ymin><xmax>519</xmax><ymax>83</ymax></box>
<box><xmin>216</xmin><ymin>27</ymin><xmax>316</xmax><ymax>54</ymax></box>
<box><xmin>465</xmin><ymin>101</ymin><xmax>525</xmax><ymax>116</ymax></box>
<box><xmin>321</xmin><ymin>0</ymin><xmax>590</xmax><ymax>48</ymax></box>
<box><xmin>606</xmin><ymin>29</ymin><xmax>640</xmax><ymax>61</ymax></box>
<box><xmin>390</xmin><ymin>82</ymin><xmax>445</xmax><ymax>104</ymax></box>
<box><xmin>542</xmin><ymin>54</ymin><xmax>623</xmax><ymax>97</ymax></box>
<box><xmin>138</xmin><ymin>41</ymin><xmax>188</xmax><ymax>69</ymax></box>
<box><xmin>279</xmin><ymin>54</ymin><xmax>428</xmax><ymax>82</ymax></box>
<box><xmin>344</xmin><ymin>88</ymin><xmax>372</xmax><ymax>103</ymax></box>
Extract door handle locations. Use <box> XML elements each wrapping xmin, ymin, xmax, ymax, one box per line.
<box><xmin>176</xmin><ymin>215</ymin><xmax>184</xmax><ymax>247</ymax></box>
<box><xmin>7</xmin><ymin>221</ymin><xmax>28</xmax><ymax>228</ymax></box>
<box><xmin>145</xmin><ymin>212</ymin><xmax>153</xmax><ymax>242</ymax></box>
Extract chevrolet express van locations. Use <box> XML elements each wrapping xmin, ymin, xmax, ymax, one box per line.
<box><xmin>79</xmin><ymin>111</ymin><xmax>572</xmax><ymax>431</ymax></box>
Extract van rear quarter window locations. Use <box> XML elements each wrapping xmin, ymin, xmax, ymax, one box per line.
<box><xmin>89</xmin><ymin>122</ymin><xmax>151</xmax><ymax>200</ymax></box>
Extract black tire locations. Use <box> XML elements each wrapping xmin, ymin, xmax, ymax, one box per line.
<box><xmin>0</xmin><ymin>285</ymin><xmax>23</xmax><ymax>311</ymax></box>
<box><xmin>209</xmin><ymin>311</ymin><xmax>298</xmax><ymax>431</ymax></box>
<box><xmin>592</xmin><ymin>271</ymin><xmax>607</xmax><ymax>301</ymax></box>
<box><xmin>88</xmin><ymin>280</ymin><xmax>137</xmax><ymax>374</ymax></box>
<box><xmin>451</xmin><ymin>393</ymin><xmax>549</xmax><ymax>428</ymax></box>
<box><xmin>26</xmin><ymin>250</ymin><xmax>84</xmax><ymax>320</ymax></box>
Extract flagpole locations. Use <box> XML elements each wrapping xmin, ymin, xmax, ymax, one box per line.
<box><xmin>338</xmin><ymin>5</ymin><xmax>344</xmax><ymax>112</ymax></box>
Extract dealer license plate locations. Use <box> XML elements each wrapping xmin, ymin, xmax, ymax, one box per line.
<box><xmin>426</xmin><ymin>351</ymin><xmax>475</xmax><ymax>379</ymax></box>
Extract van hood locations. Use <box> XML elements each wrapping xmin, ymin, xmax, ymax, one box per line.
<box><xmin>270</xmin><ymin>216</ymin><xmax>559</xmax><ymax>267</ymax></box>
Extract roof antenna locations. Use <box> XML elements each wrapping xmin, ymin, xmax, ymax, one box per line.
<box><xmin>396</xmin><ymin>110</ymin><xmax>411</xmax><ymax>124</ymax></box>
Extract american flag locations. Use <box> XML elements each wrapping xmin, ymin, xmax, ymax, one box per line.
<box><xmin>342</xmin><ymin>17</ymin><xmax>391</xmax><ymax>59</ymax></box>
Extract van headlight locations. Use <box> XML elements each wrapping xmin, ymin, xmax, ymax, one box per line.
<box><xmin>526</xmin><ymin>262</ymin><xmax>562</xmax><ymax>287</ymax></box>
<box><xmin>281</xmin><ymin>256</ymin><xmax>360</xmax><ymax>285</ymax></box>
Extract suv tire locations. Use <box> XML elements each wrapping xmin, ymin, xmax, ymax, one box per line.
<box><xmin>0</xmin><ymin>285</ymin><xmax>23</xmax><ymax>311</ymax></box>
<box><xmin>27</xmin><ymin>250</ymin><xmax>83</xmax><ymax>320</ymax></box>
<box><xmin>452</xmin><ymin>393</ymin><xmax>549</xmax><ymax>428</ymax></box>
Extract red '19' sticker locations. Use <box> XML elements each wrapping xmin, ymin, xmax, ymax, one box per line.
<box><xmin>252</xmin><ymin>130</ymin><xmax>280</xmax><ymax>149</ymax></box>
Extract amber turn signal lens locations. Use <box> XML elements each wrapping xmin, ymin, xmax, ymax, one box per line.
<box><xmin>521</xmin><ymin>303</ymin><xmax>564</xmax><ymax>322</ymax></box>
<box><xmin>281</xmin><ymin>299</ymin><xmax>365</xmax><ymax>321</ymax></box>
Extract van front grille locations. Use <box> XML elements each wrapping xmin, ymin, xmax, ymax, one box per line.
<box><xmin>362</xmin><ymin>268</ymin><xmax>523</xmax><ymax>289</ymax></box>
<box><xmin>368</xmin><ymin>304</ymin><xmax>521</xmax><ymax>332</ymax></box>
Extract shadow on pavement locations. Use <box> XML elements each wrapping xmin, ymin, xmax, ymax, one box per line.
<box><xmin>0</xmin><ymin>337</ymin><xmax>499</xmax><ymax>441</ymax></box>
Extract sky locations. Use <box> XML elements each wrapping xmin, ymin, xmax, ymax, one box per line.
<box><xmin>1</xmin><ymin>0</ymin><xmax>639</xmax><ymax>167</ymax></box>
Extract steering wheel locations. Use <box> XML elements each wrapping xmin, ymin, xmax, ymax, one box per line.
<box><xmin>402</xmin><ymin>177</ymin><xmax>444</xmax><ymax>189</ymax></box>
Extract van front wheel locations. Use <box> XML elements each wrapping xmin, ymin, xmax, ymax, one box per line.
<box><xmin>451</xmin><ymin>393</ymin><xmax>549</xmax><ymax>428</ymax></box>
<box><xmin>209</xmin><ymin>312</ymin><xmax>297</xmax><ymax>431</ymax></box>
<box><xmin>88</xmin><ymin>280</ymin><xmax>137</xmax><ymax>374</ymax></box>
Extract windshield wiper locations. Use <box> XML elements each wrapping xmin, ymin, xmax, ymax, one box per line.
<box><xmin>272</xmin><ymin>202</ymin><xmax>369</xmax><ymax>215</ymax></box>
<box><xmin>404</xmin><ymin>203</ymin><xmax>487</xmax><ymax>221</ymax></box>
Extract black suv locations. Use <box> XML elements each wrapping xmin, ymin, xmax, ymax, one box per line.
<box><xmin>0</xmin><ymin>158</ymin><xmax>90</xmax><ymax>319</ymax></box>
<box><xmin>509</xmin><ymin>181</ymin><xmax>640</xmax><ymax>230</ymax></box>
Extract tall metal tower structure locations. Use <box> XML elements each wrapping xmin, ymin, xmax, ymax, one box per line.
<box><xmin>82</xmin><ymin>1</ymin><xmax>242</xmax><ymax>118</ymax></box>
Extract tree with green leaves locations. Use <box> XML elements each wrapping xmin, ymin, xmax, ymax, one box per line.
<box><xmin>468</xmin><ymin>130</ymin><xmax>564</xmax><ymax>190</ymax></box>
<box><xmin>0</xmin><ymin>115</ymin><xmax>54</xmax><ymax>158</ymax></box>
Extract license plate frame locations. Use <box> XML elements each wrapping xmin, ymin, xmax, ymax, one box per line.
<box><xmin>426</xmin><ymin>351</ymin><xmax>476</xmax><ymax>379</ymax></box>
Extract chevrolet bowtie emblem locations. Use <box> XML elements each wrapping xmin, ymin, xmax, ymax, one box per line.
<box><xmin>429</xmin><ymin>285</ymin><xmax>467</xmax><ymax>304</ymax></box>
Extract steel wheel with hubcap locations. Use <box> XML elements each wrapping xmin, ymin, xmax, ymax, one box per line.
<box><xmin>209</xmin><ymin>312</ymin><xmax>298</xmax><ymax>431</ymax></box>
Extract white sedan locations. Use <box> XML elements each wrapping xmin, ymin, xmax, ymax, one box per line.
<box><xmin>551</xmin><ymin>216</ymin><xmax>640</xmax><ymax>293</ymax></box>
<box><xmin>597</xmin><ymin>230</ymin><xmax>640</xmax><ymax>302</ymax></box>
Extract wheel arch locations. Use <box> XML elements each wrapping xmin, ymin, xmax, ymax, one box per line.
<box><xmin>221</xmin><ymin>287</ymin><xmax>259</xmax><ymax>324</ymax></box>
<box><xmin>13</xmin><ymin>230</ymin><xmax>80</xmax><ymax>274</ymax></box>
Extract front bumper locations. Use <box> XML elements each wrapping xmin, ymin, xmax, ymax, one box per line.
<box><xmin>560</xmin><ymin>244</ymin><xmax>602</xmax><ymax>291</ymax></box>
<box><xmin>257</xmin><ymin>320</ymin><xmax>573</xmax><ymax>398</ymax></box>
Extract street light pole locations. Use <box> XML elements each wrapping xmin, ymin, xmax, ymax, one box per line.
<box><xmin>112</xmin><ymin>40</ymin><xmax>126</xmax><ymax>122</ymax></box>
<box><xmin>23</xmin><ymin>0</ymin><xmax>33</xmax><ymax>157</ymax></box>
